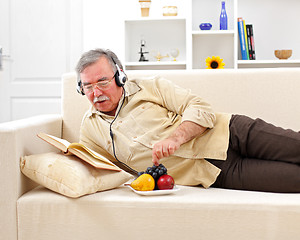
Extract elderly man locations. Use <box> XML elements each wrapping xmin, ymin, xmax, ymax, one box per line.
<box><xmin>76</xmin><ymin>48</ymin><xmax>300</xmax><ymax>193</ymax></box>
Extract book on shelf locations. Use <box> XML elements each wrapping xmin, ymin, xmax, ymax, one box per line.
<box><xmin>246</xmin><ymin>24</ymin><xmax>256</xmax><ymax>60</ymax></box>
<box><xmin>238</xmin><ymin>17</ymin><xmax>248</xmax><ymax>60</ymax></box>
<box><xmin>238</xmin><ymin>18</ymin><xmax>256</xmax><ymax>60</ymax></box>
<box><xmin>246</xmin><ymin>24</ymin><xmax>253</xmax><ymax>60</ymax></box>
<box><xmin>37</xmin><ymin>132</ymin><xmax>121</xmax><ymax>171</ymax></box>
<box><xmin>243</xmin><ymin>20</ymin><xmax>250</xmax><ymax>60</ymax></box>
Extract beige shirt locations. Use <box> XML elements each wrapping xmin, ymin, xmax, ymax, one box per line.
<box><xmin>80</xmin><ymin>76</ymin><xmax>231</xmax><ymax>188</ymax></box>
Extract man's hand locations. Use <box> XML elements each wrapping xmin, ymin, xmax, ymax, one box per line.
<box><xmin>152</xmin><ymin>138</ymin><xmax>181</xmax><ymax>166</ymax></box>
<box><xmin>152</xmin><ymin>121</ymin><xmax>208</xmax><ymax>165</ymax></box>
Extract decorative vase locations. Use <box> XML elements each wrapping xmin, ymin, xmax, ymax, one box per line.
<box><xmin>220</xmin><ymin>1</ymin><xmax>228</xmax><ymax>30</ymax></box>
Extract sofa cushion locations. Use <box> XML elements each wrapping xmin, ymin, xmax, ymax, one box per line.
<box><xmin>20</xmin><ymin>152</ymin><xmax>133</xmax><ymax>198</ymax></box>
<box><xmin>17</xmin><ymin>185</ymin><xmax>300</xmax><ymax>240</ymax></box>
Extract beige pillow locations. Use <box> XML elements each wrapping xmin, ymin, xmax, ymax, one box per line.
<box><xmin>20</xmin><ymin>152</ymin><xmax>133</xmax><ymax>198</ymax></box>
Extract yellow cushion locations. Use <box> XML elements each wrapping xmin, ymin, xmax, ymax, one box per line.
<box><xmin>20</xmin><ymin>152</ymin><xmax>133</xmax><ymax>198</ymax></box>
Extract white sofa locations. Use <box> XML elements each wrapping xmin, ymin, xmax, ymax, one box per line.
<box><xmin>1</xmin><ymin>68</ymin><xmax>300</xmax><ymax>240</ymax></box>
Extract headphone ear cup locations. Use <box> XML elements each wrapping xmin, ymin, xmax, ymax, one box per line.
<box><xmin>115</xmin><ymin>64</ymin><xmax>127</xmax><ymax>87</ymax></box>
<box><xmin>114</xmin><ymin>73</ymin><xmax>121</xmax><ymax>87</ymax></box>
<box><xmin>77</xmin><ymin>80</ymin><xmax>85</xmax><ymax>95</ymax></box>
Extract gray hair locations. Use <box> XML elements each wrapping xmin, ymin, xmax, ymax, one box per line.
<box><xmin>75</xmin><ymin>48</ymin><xmax>124</xmax><ymax>75</ymax></box>
<box><xmin>75</xmin><ymin>48</ymin><xmax>124</xmax><ymax>94</ymax></box>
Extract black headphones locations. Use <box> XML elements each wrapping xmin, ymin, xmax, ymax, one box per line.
<box><xmin>77</xmin><ymin>55</ymin><xmax>127</xmax><ymax>95</ymax></box>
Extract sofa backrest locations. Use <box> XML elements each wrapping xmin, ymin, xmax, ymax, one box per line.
<box><xmin>62</xmin><ymin>68</ymin><xmax>300</xmax><ymax>142</ymax></box>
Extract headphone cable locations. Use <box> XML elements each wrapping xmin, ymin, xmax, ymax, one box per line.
<box><xmin>109</xmin><ymin>86</ymin><xmax>138</xmax><ymax>175</ymax></box>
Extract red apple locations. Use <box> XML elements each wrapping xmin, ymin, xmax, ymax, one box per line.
<box><xmin>157</xmin><ymin>174</ymin><xmax>175</xmax><ymax>190</ymax></box>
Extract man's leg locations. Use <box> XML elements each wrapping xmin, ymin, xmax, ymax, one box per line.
<box><xmin>229</xmin><ymin>114</ymin><xmax>300</xmax><ymax>164</ymax></box>
<box><xmin>207</xmin><ymin>115</ymin><xmax>300</xmax><ymax>192</ymax></box>
<box><xmin>209</xmin><ymin>149</ymin><xmax>300</xmax><ymax>193</ymax></box>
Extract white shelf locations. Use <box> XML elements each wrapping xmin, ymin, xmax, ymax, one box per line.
<box><xmin>125</xmin><ymin>17</ymin><xmax>186</xmax><ymax>22</ymax></box>
<box><xmin>238</xmin><ymin>60</ymin><xmax>300</xmax><ymax>68</ymax></box>
<box><xmin>192</xmin><ymin>30</ymin><xmax>235</xmax><ymax>35</ymax></box>
<box><xmin>126</xmin><ymin>61</ymin><xmax>186</xmax><ymax>66</ymax></box>
<box><xmin>125</xmin><ymin>61</ymin><xmax>186</xmax><ymax>70</ymax></box>
<box><xmin>238</xmin><ymin>59</ymin><xmax>300</xmax><ymax>64</ymax></box>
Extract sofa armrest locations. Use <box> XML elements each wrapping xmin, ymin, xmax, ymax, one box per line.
<box><xmin>0</xmin><ymin>114</ymin><xmax>62</xmax><ymax>240</ymax></box>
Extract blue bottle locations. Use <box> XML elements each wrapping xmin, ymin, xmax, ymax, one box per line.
<box><xmin>220</xmin><ymin>1</ymin><xmax>228</xmax><ymax>30</ymax></box>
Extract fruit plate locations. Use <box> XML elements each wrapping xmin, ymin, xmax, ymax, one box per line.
<box><xmin>125</xmin><ymin>184</ymin><xmax>180</xmax><ymax>196</ymax></box>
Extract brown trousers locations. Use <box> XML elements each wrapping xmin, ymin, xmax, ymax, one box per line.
<box><xmin>207</xmin><ymin>115</ymin><xmax>300</xmax><ymax>193</ymax></box>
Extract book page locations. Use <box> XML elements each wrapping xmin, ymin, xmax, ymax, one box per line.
<box><xmin>68</xmin><ymin>147</ymin><xmax>121</xmax><ymax>171</ymax></box>
<box><xmin>69</xmin><ymin>143</ymin><xmax>115</xmax><ymax>166</ymax></box>
<box><xmin>38</xmin><ymin>132</ymin><xmax>70</xmax><ymax>152</ymax></box>
<box><xmin>38</xmin><ymin>132</ymin><xmax>121</xmax><ymax>171</ymax></box>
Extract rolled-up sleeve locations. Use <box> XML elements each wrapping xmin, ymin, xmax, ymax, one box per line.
<box><xmin>150</xmin><ymin>77</ymin><xmax>216</xmax><ymax>128</ymax></box>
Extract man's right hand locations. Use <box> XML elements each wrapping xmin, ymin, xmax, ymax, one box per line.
<box><xmin>152</xmin><ymin>120</ymin><xmax>207</xmax><ymax>165</ymax></box>
<box><xmin>152</xmin><ymin>138</ymin><xmax>181</xmax><ymax>166</ymax></box>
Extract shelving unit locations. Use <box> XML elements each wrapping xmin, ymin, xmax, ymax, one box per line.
<box><xmin>192</xmin><ymin>29</ymin><xmax>236</xmax><ymax>69</ymax></box>
<box><xmin>124</xmin><ymin>0</ymin><xmax>300</xmax><ymax>70</ymax></box>
<box><xmin>124</xmin><ymin>17</ymin><xmax>187</xmax><ymax>70</ymax></box>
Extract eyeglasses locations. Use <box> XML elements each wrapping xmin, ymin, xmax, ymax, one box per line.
<box><xmin>82</xmin><ymin>74</ymin><xmax>115</xmax><ymax>92</ymax></box>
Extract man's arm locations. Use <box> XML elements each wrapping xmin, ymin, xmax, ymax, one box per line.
<box><xmin>152</xmin><ymin>120</ymin><xmax>207</xmax><ymax>165</ymax></box>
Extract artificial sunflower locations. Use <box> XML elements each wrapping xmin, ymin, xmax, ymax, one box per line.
<box><xmin>205</xmin><ymin>56</ymin><xmax>225</xmax><ymax>69</ymax></box>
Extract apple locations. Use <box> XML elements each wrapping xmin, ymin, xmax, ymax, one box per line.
<box><xmin>157</xmin><ymin>174</ymin><xmax>175</xmax><ymax>190</ymax></box>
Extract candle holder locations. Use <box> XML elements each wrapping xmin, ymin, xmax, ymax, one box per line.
<box><xmin>138</xmin><ymin>39</ymin><xmax>149</xmax><ymax>62</ymax></box>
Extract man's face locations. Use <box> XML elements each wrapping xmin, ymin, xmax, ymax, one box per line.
<box><xmin>80</xmin><ymin>57</ymin><xmax>123</xmax><ymax>116</ymax></box>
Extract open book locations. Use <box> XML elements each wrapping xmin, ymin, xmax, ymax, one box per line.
<box><xmin>38</xmin><ymin>132</ymin><xmax>121</xmax><ymax>172</ymax></box>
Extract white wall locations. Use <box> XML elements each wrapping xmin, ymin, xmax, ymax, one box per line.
<box><xmin>82</xmin><ymin>0</ymin><xmax>137</xmax><ymax>61</ymax></box>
